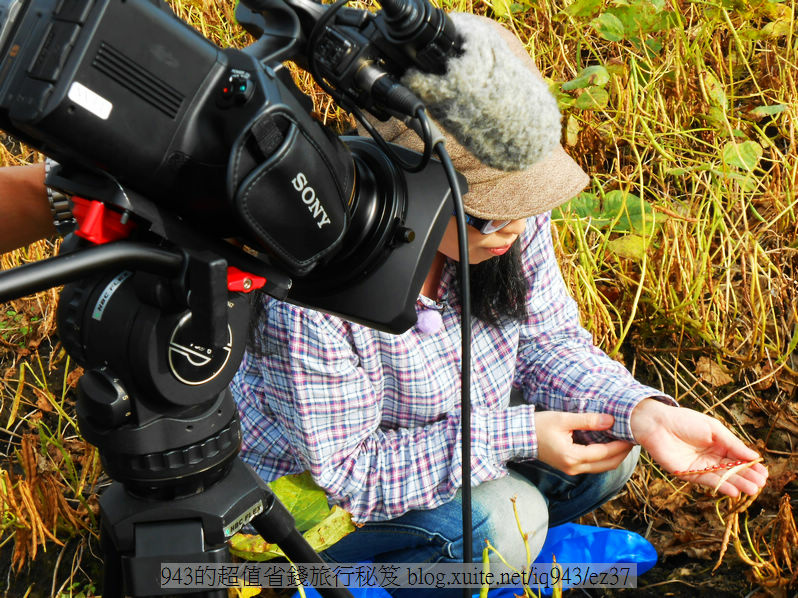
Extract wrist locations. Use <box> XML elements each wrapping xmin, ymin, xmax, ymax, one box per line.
<box><xmin>630</xmin><ymin>397</ymin><xmax>672</xmax><ymax>444</ymax></box>
<box><xmin>44</xmin><ymin>159</ymin><xmax>77</xmax><ymax>236</ymax></box>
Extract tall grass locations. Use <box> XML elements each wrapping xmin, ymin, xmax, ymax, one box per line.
<box><xmin>0</xmin><ymin>0</ymin><xmax>796</xmax><ymax>595</ymax></box>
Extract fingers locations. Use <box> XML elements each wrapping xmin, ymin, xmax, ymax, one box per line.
<box><xmin>560</xmin><ymin>441</ymin><xmax>635</xmax><ymax>475</ymax></box>
<box><xmin>678</xmin><ymin>461</ymin><xmax>768</xmax><ymax>497</ymax></box>
<box><xmin>563</xmin><ymin>412</ymin><xmax>615</xmax><ymax>432</ymax></box>
<box><xmin>737</xmin><ymin>462</ymin><xmax>768</xmax><ymax>488</ymax></box>
<box><xmin>710</xmin><ymin>420</ymin><xmax>761</xmax><ymax>462</ymax></box>
<box><xmin>576</xmin><ymin>444</ymin><xmax>634</xmax><ymax>475</ymax></box>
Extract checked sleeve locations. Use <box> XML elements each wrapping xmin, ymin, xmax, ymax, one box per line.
<box><xmin>513</xmin><ymin>213</ymin><xmax>676</xmax><ymax>444</ymax></box>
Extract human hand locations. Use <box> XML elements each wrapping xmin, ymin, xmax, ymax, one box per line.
<box><xmin>535</xmin><ymin>411</ymin><xmax>635</xmax><ymax>475</ymax></box>
<box><xmin>630</xmin><ymin>398</ymin><xmax>768</xmax><ymax>497</ymax></box>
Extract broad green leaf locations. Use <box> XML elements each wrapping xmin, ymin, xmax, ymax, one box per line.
<box><xmin>722</xmin><ymin>140</ymin><xmax>763</xmax><ymax>171</ymax></box>
<box><xmin>604</xmin><ymin>3</ymin><xmax>676</xmax><ymax>35</ymax></box>
<box><xmin>574</xmin><ymin>86</ymin><xmax>610</xmax><ymax>110</ymax></box>
<box><xmin>229</xmin><ymin>506</ymin><xmax>355</xmax><ymax>561</ymax></box>
<box><xmin>762</xmin><ymin>19</ymin><xmax>791</xmax><ymax>37</ymax></box>
<box><xmin>551</xmin><ymin>82</ymin><xmax>576</xmax><ymax>109</ymax></box>
<box><xmin>602</xmin><ymin>190</ymin><xmax>662</xmax><ymax>234</ymax></box>
<box><xmin>591</xmin><ymin>13</ymin><xmax>625</xmax><ymax>41</ymax></box>
<box><xmin>702</xmin><ymin>106</ymin><xmax>727</xmax><ymax>127</ymax></box>
<box><xmin>269</xmin><ymin>471</ymin><xmax>331</xmax><ymax>532</ymax></box>
<box><xmin>564</xmin><ymin>0</ymin><xmax>603</xmax><ymax>17</ymax></box>
<box><xmin>552</xmin><ymin>192</ymin><xmax>604</xmax><ymax>222</ymax></box>
<box><xmin>644</xmin><ymin>37</ymin><xmax>663</xmax><ymax>54</ymax></box>
<box><xmin>490</xmin><ymin>0</ymin><xmax>512</xmax><ymax>18</ymax></box>
<box><xmin>562</xmin><ymin>65</ymin><xmax>611</xmax><ymax>90</ymax></box>
<box><xmin>710</xmin><ymin>168</ymin><xmax>759</xmax><ymax>192</ymax></box>
<box><xmin>554</xmin><ymin>190</ymin><xmax>663</xmax><ymax>234</ymax></box>
<box><xmin>608</xmin><ymin>235</ymin><xmax>648</xmax><ymax>260</ymax></box>
<box><xmin>739</xmin><ymin>26</ymin><xmax>767</xmax><ymax>41</ymax></box>
<box><xmin>749</xmin><ymin>104</ymin><xmax>788</xmax><ymax>118</ymax></box>
<box><xmin>703</xmin><ymin>72</ymin><xmax>727</xmax><ymax>108</ymax></box>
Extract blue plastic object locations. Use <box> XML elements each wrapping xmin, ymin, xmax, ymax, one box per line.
<box><xmin>295</xmin><ymin>525</ymin><xmax>657</xmax><ymax>598</ymax></box>
<box><xmin>473</xmin><ymin>523</ymin><xmax>658</xmax><ymax>597</ymax></box>
<box><xmin>294</xmin><ymin>586</ymin><xmax>392</xmax><ymax>598</ymax></box>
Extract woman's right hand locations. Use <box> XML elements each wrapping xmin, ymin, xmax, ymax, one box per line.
<box><xmin>535</xmin><ymin>411</ymin><xmax>634</xmax><ymax>475</ymax></box>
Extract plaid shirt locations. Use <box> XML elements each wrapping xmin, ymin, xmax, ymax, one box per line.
<box><xmin>232</xmin><ymin>213</ymin><xmax>672</xmax><ymax>523</ymax></box>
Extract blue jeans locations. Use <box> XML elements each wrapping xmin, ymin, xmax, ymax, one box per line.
<box><xmin>321</xmin><ymin>447</ymin><xmax>640</xmax><ymax>598</ymax></box>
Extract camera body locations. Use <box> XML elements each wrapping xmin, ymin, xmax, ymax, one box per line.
<box><xmin>0</xmin><ymin>0</ymin><xmax>460</xmax><ymax>332</ymax></box>
<box><xmin>0</xmin><ymin>0</ymin><xmax>355</xmax><ymax>271</ymax></box>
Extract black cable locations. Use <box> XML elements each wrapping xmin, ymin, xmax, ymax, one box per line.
<box><xmin>353</xmin><ymin>105</ymin><xmax>433</xmax><ymax>172</ymax></box>
<box><xmin>431</xmin><ymin>131</ymin><xmax>474</xmax><ymax>575</ymax></box>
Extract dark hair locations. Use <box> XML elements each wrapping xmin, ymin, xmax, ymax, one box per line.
<box><xmin>465</xmin><ymin>241</ymin><xmax>528</xmax><ymax>326</ymax></box>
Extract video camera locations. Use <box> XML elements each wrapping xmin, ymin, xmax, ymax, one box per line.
<box><xmin>0</xmin><ymin>1</ymin><xmax>470</xmax><ymax>595</ymax></box>
<box><xmin>0</xmin><ymin>0</ymin><xmax>463</xmax><ymax>332</ymax></box>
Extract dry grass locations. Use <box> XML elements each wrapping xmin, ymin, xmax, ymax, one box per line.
<box><xmin>1</xmin><ymin>0</ymin><xmax>796</xmax><ymax>595</ymax></box>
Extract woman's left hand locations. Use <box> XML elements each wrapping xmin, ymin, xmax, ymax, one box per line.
<box><xmin>630</xmin><ymin>398</ymin><xmax>768</xmax><ymax>497</ymax></box>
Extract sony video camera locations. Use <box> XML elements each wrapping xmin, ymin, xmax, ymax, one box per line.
<box><xmin>0</xmin><ymin>0</ymin><xmax>463</xmax><ymax>332</ymax></box>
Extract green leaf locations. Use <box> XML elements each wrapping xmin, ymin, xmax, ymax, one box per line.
<box><xmin>608</xmin><ymin>234</ymin><xmax>648</xmax><ymax>260</ymax></box>
<box><xmin>229</xmin><ymin>506</ymin><xmax>355</xmax><ymax>562</ymax></box>
<box><xmin>552</xmin><ymin>192</ymin><xmax>603</xmax><ymax>222</ymax></box>
<box><xmin>761</xmin><ymin>19</ymin><xmax>791</xmax><ymax>37</ymax></box>
<box><xmin>703</xmin><ymin>72</ymin><xmax>727</xmax><ymax>108</ymax></box>
<box><xmin>722</xmin><ymin>140</ymin><xmax>763</xmax><ymax>171</ymax></box>
<box><xmin>591</xmin><ymin>13</ymin><xmax>626</xmax><ymax>41</ymax></box>
<box><xmin>269</xmin><ymin>471</ymin><xmax>331</xmax><ymax>532</ymax></box>
<box><xmin>574</xmin><ymin>86</ymin><xmax>610</xmax><ymax>110</ymax></box>
<box><xmin>644</xmin><ymin>37</ymin><xmax>663</xmax><ymax>54</ymax></box>
<box><xmin>553</xmin><ymin>190</ymin><xmax>663</xmax><ymax>234</ymax></box>
<box><xmin>739</xmin><ymin>26</ymin><xmax>767</xmax><ymax>41</ymax></box>
<box><xmin>603</xmin><ymin>190</ymin><xmax>662</xmax><ymax>234</ymax></box>
<box><xmin>562</xmin><ymin>65</ymin><xmax>611</xmax><ymax>90</ymax></box>
<box><xmin>490</xmin><ymin>0</ymin><xmax>512</xmax><ymax>18</ymax></box>
<box><xmin>564</xmin><ymin>0</ymin><xmax>603</xmax><ymax>17</ymax></box>
<box><xmin>749</xmin><ymin>104</ymin><xmax>788</xmax><ymax>118</ymax></box>
<box><xmin>702</xmin><ymin>106</ymin><xmax>727</xmax><ymax>128</ymax></box>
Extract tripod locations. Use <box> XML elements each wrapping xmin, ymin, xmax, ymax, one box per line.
<box><xmin>0</xmin><ymin>173</ymin><xmax>354</xmax><ymax>598</ymax></box>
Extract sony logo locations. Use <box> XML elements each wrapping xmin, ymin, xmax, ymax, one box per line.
<box><xmin>291</xmin><ymin>173</ymin><xmax>331</xmax><ymax>229</ymax></box>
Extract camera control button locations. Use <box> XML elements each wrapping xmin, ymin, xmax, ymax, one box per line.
<box><xmin>28</xmin><ymin>21</ymin><xmax>80</xmax><ymax>83</ymax></box>
<box><xmin>54</xmin><ymin>0</ymin><xmax>94</xmax><ymax>24</ymax></box>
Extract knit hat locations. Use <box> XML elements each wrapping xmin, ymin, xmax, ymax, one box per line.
<box><xmin>359</xmin><ymin>15</ymin><xmax>590</xmax><ymax>220</ymax></box>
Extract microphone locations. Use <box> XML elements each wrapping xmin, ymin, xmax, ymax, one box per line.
<box><xmin>378</xmin><ymin>0</ymin><xmax>461</xmax><ymax>75</ymax></box>
<box><xmin>398</xmin><ymin>12</ymin><xmax>562</xmax><ymax>171</ymax></box>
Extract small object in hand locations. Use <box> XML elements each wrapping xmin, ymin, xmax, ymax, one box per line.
<box><xmin>673</xmin><ymin>459</ymin><xmax>750</xmax><ymax>476</ymax></box>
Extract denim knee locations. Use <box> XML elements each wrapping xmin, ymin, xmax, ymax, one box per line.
<box><xmin>466</xmin><ymin>470</ymin><xmax>549</xmax><ymax>569</ymax></box>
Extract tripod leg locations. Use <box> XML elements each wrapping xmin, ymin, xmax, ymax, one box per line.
<box><xmin>101</xmin><ymin>520</ymin><xmax>124</xmax><ymax>598</ymax></box>
<box><xmin>250</xmin><ymin>498</ymin><xmax>354</xmax><ymax>598</ymax></box>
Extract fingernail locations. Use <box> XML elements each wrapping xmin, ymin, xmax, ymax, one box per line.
<box><xmin>599</xmin><ymin>414</ymin><xmax>613</xmax><ymax>426</ymax></box>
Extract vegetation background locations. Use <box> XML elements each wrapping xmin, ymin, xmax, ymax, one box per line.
<box><xmin>0</xmin><ymin>0</ymin><xmax>796</xmax><ymax>596</ymax></box>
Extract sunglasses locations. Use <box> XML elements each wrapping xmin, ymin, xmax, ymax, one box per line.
<box><xmin>463</xmin><ymin>214</ymin><xmax>512</xmax><ymax>235</ymax></box>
